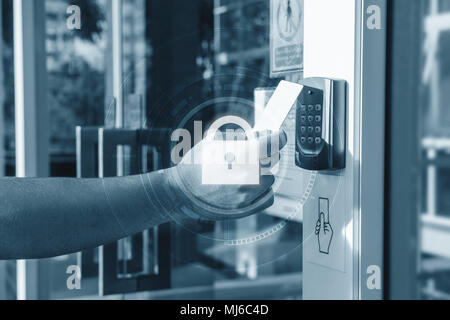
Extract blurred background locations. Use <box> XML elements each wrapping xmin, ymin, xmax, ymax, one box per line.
<box><xmin>0</xmin><ymin>0</ymin><xmax>448</xmax><ymax>300</ymax></box>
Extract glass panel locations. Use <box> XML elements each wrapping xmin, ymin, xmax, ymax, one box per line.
<box><xmin>1</xmin><ymin>0</ymin><xmax>15</xmax><ymax>178</ymax></box>
<box><xmin>4</xmin><ymin>0</ymin><xmax>304</xmax><ymax>300</ymax></box>
<box><xmin>0</xmin><ymin>0</ymin><xmax>16</xmax><ymax>300</ymax></box>
<box><xmin>420</xmin><ymin>0</ymin><xmax>450</xmax><ymax>300</ymax></box>
<box><xmin>164</xmin><ymin>0</ymin><xmax>301</xmax><ymax>300</ymax></box>
<box><xmin>116</xmin><ymin>0</ymin><xmax>302</xmax><ymax>300</ymax></box>
<box><xmin>122</xmin><ymin>0</ymin><xmax>147</xmax><ymax>130</ymax></box>
<box><xmin>46</xmin><ymin>0</ymin><xmax>106</xmax><ymax>176</ymax></box>
<box><xmin>44</xmin><ymin>0</ymin><xmax>108</xmax><ymax>299</ymax></box>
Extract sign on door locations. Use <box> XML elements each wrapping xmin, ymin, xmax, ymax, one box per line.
<box><xmin>270</xmin><ymin>0</ymin><xmax>304</xmax><ymax>78</ymax></box>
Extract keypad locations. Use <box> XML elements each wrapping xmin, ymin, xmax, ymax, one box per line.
<box><xmin>297</xmin><ymin>90</ymin><xmax>324</xmax><ymax>152</ymax></box>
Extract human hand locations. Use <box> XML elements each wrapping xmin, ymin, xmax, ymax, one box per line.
<box><xmin>168</xmin><ymin>130</ymin><xmax>287</xmax><ymax>220</ymax></box>
<box><xmin>315</xmin><ymin>212</ymin><xmax>333</xmax><ymax>254</ymax></box>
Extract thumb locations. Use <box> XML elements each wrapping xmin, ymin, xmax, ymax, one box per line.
<box><xmin>257</xmin><ymin>129</ymin><xmax>288</xmax><ymax>160</ymax></box>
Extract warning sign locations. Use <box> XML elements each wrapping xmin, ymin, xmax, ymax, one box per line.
<box><xmin>270</xmin><ymin>0</ymin><xmax>304</xmax><ymax>77</ymax></box>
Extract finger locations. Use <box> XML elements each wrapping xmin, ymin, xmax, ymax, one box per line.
<box><xmin>220</xmin><ymin>188</ymin><xmax>275</xmax><ymax>218</ymax></box>
<box><xmin>257</xmin><ymin>130</ymin><xmax>287</xmax><ymax>160</ymax></box>
<box><xmin>249</xmin><ymin>185</ymin><xmax>274</xmax><ymax>205</ymax></box>
<box><xmin>260</xmin><ymin>155</ymin><xmax>281</xmax><ymax>174</ymax></box>
<box><xmin>190</xmin><ymin>187</ymin><xmax>274</xmax><ymax>221</ymax></box>
<box><xmin>239</xmin><ymin>175</ymin><xmax>275</xmax><ymax>204</ymax></box>
<box><xmin>260</xmin><ymin>153</ymin><xmax>281</xmax><ymax>165</ymax></box>
<box><xmin>260</xmin><ymin>174</ymin><xmax>275</xmax><ymax>188</ymax></box>
<box><xmin>259</xmin><ymin>130</ymin><xmax>287</xmax><ymax>156</ymax></box>
<box><xmin>246</xmin><ymin>189</ymin><xmax>275</xmax><ymax>214</ymax></box>
<box><xmin>254</xmin><ymin>174</ymin><xmax>275</xmax><ymax>190</ymax></box>
<box><xmin>240</xmin><ymin>174</ymin><xmax>274</xmax><ymax>191</ymax></box>
<box><xmin>319</xmin><ymin>213</ymin><xmax>325</xmax><ymax>230</ymax></box>
<box><xmin>238</xmin><ymin>187</ymin><xmax>275</xmax><ymax>213</ymax></box>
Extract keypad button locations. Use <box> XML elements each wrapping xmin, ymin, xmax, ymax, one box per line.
<box><xmin>315</xmin><ymin>116</ymin><xmax>322</xmax><ymax>123</ymax></box>
<box><xmin>308</xmin><ymin>116</ymin><xmax>314</xmax><ymax>122</ymax></box>
<box><xmin>315</xmin><ymin>127</ymin><xmax>321</xmax><ymax>134</ymax></box>
<box><xmin>315</xmin><ymin>138</ymin><xmax>322</xmax><ymax>144</ymax></box>
<box><xmin>308</xmin><ymin>105</ymin><xmax>314</xmax><ymax>112</ymax></box>
<box><xmin>308</xmin><ymin>127</ymin><xmax>314</xmax><ymax>134</ymax></box>
<box><xmin>300</xmin><ymin>137</ymin><xmax>307</xmax><ymax>144</ymax></box>
<box><xmin>315</xmin><ymin>104</ymin><xmax>322</xmax><ymax>111</ymax></box>
<box><xmin>300</xmin><ymin>126</ymin><xmax>306</xmax><ymax>133</ymax></box>
<box><xmin>301</xmin><ymin>116</ymin><xmax>306</xmax><ymax>123</ymax></box>
<box><xmin>301</xmin><ymin>105</ymin><xmax>307</xmax><ymax>113</ymax></box>
<box><xmin>308</xmin><ymin>137</ymin><xmax>314</xmax><ymax>144</ymax></box>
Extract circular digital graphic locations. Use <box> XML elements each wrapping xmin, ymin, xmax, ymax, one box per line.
<box><xmin>151</xmin><ymin>71</ymin><xmax>318</xmax><ymax>247</ymax></box>
<box><xmin>101</xmin><ymin>31</ymin><xmax>343</xmax><ymax>271</ymax></box>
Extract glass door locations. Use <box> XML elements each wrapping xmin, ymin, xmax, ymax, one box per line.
<box><xmin>386</xmin><ymin>0</ymin><xmax>450</xmax><ymax>300</ymax></box>
<box><xmin>4</xmin><ymin>0</ymin><xmax>391</xmax><ymax>301</ymax></box>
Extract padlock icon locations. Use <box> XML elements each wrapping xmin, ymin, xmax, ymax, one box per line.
<box><xmin>202</xmin><ymin>116</ymin><xmax>260</xmax><ymax>185</ymax></box>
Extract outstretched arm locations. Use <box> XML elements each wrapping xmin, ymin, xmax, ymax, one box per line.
<box><xmin>0</xmin><ymin>172</ymin><xmax>177</xmax><ymax>260</ymax></box>
<box><xmin>0</xmin><ymin>131</ymin><xmax>286</xmax><ymax>260</ymax></box>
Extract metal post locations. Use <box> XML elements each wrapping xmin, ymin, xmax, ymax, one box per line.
<box><xmin>426</xmin><ymin>0</ymin><xmax>439</xmax><ymax>219</ymax></box>
<box><xmin>112</xmin><ymin>0</ymin><xmax>124</xmax><ymax>129</ymax></box>
<box><xmin>302</xmin><ymin>0</ymin><xmax>361</xmax><ymax>300</ymax></box>
<box><xmin>0</xmin><ymin>1</ymin><xmax>5</xmax><ymax>178</ymax></box>
<box><xmin>427</xmin><ymin>149</ymin><xmax>437</xmax><ymax>217</ymax></box>
<box><xmin>13</xmin><ymin>0</ymin><xmax>49</xmax><ymax>300</ymax></box>
<box><xmin>0</xmin><ymin>0</ymin><xmax>7</xmax><ymax>301</ymax></box>
<box><xmin>386</xmin><ymin>0</ymin><xmax>422</xmax><ymax>300</ymax></box>
<box><xmin>429</xmin><ymin>0</ymin><xmax>440</xmax><ymax>133</ymax></box>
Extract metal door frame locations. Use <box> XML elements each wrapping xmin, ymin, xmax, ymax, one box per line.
<box><xmin>384</xmin><ymin>0</ymin><xmax>423</xmax><ymax>300</ymax></box>
<box><xmin>302</xmin><ymin>0</ymin><xmax>387</xmax><ymax>300</ymax></box>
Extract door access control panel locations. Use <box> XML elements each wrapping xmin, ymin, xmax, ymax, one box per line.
<box><xmin>295</xmin><ymin>78</ymin><xmax>347</xmax><ymax>171</ymax></box>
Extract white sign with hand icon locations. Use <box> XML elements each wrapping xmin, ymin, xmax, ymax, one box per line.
<box><xmin>316</xmin><ymin>198</ymin><xmax>333</xmax><ymax>254</ymax></box>
<box><xmin>304</xmin><ymin>196</ymin><xmax>346</xmax><ymax>273</ymax></box>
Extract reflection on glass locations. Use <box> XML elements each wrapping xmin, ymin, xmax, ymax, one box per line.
<box><xmin>420</xmin><ymin>0</ymin><xmax>450</xmax><ymax>300</ymax></box>
<box><xmin>44</xmin><ymin>0</ymin><xmax>108</xmax><ymax>299</ymax></box>
<box><xmin>3</xmin><ymin>0</ymin><xmax>304</xmax><ymax>300</ymax></box>
<box><xmin>165</xmin><ymin>0</ymin><xmax>302</xmax><ymax>300</ymax></box>
<box><xmin>0</xmin><ymin>1</ymin><xmax>15</xmax><ymax>300</ymax></box>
